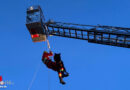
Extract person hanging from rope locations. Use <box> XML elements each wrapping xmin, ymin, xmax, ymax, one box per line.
<box><xmin>42</xmin><ymin>51</ymin><xmax>69</xmax><ymax>85</ymax></box>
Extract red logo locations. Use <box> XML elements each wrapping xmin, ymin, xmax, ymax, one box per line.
<box><xmin>0</xmin><ymin>76</ymin><xmax>2</xmax><ymax>82</ymax></box>
<box><xmin>0</xmin><ymin>76</ymin><xmax>14</xmax><ymax>88</ymax></box>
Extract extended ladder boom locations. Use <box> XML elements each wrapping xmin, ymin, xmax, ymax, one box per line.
<box><xmin>46</xmin><ymin>22</ymin><xmax>130</xmax><ymax>48</ymax></box>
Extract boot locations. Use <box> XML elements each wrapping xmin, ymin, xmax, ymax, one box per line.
<box><xmin>60</xmin><ymin>80</ymin><xmax>66</xmax><ymax>85</ymax></box>
<box><xmin>59</xmin><ymin>77</ymin><xmax>66</xmax><ymax>85</ymax></box>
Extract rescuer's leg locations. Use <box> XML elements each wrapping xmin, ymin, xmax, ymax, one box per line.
<box><xmin>58</xmin><ymin>72</ymin><xmax>66</xmax><ymax>85</ymax></box>
<box><xmin>62</xmin><ymin>67</ymin><xmax>69</xmax><ymax>77</ymax></box>
<box><xmin>63</xmin><ymin>72</ymin><xmax>69</xmax><ymax>78</ymax></box>
<box><xmin>58</xmin><ymin>62</ymin><xmax>69</xmax><ymax>78</ymax></box>
<box><xmin>59</xmin><ymin>67</ymin><xmax>69</xmax><ymax>78</ymax></box>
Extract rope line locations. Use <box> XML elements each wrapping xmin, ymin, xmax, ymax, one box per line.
<box><xmin>48</xmin><ymin>69</ymin><xmax>51</xmax><ymax>90</ymax></box>
<box><xmin>46</xmin><ymin>34</ymin><xmax>51</xmax><ymax>90</ymax></box>
<box><xmin>46</xmin><ymin>39</ymin><xmax>51</xmax><ymax>90</ymax></box>
<box><xmin>47</xmin><ymin>39</ymin><xmax>51</xmax><ymax>51</ymax></box>
<box><xmin>28</xmin><ymin>62</ymin><xmax>41</xmax><ymax>90</ymax></box>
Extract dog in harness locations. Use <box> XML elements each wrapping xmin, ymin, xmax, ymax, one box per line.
<box><xmin>42</xmin><ymin>51</ymin><xmax>69</xmax><ymax>84</ymax></box>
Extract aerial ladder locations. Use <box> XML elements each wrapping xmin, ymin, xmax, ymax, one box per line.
<box><xmin>26</xmin><ymin>5</ymin><xmax>130</xmax><ymax>48</ymax></box>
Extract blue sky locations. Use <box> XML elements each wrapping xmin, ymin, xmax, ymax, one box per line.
<box><xmin>1</xmin><ymin>0</ymin><xmax>130</xmax><ymax>90</ymax></box>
